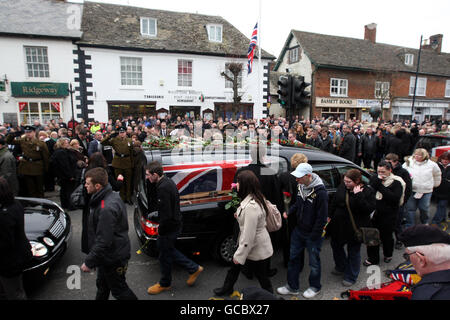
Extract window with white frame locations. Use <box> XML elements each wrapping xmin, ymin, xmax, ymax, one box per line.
<box><xmin>445</xmin><ymin>80</ymin><xmax>450</xmax><ymax>98</ymax></box>
<box><xmin>409</xmin><ymin>77</ymin><xmax>427</xmax><ymax>96</ymax></box>
<box><xmin>178</xmin><ymin>59</ymin><xmax>192</xmax><ymax>87</ymax></box>
<box><xmin>141</xmin><ymin>17</ymin><xmax>157</xmax><ymax>37</ymax></box>
<box><xmin>330</xmin><ymin>78</ymin><xmax>348</xmax><ymax>97</ymax></box>
<box><xmin>24</xmin><ymin>46</ymin><xmax>49</xmax><ymax>78</ymax></box>
<box><xmin>405</xmin><ymin>53</ymin><xmax>414</xmax><ymax>66</ymax></box>
<box><xmin>19</xmin><ymin>102</ymin><xmax>62</xmax><ymax>125</ymax></box>
<box><xmin>375</xmin><ymin>81</ymin><xmax>390</xmax><ymax>98</ymax></box>
<box><xmin>224</xmin><ymin>63</ymin><xmax>242</xmax><ymax>89</ymax></box>
<box><xmin>207</xmin><ymin>24</ymin><xmax>222</xmax><ymax>42</ymax></box>
<box><xmin>120</xmin><ymin>57</ymin><xmax>143</xmax><ymax>86</ymax></box>
<box><xmin>289</xmin><ymin>47</ymin><xmax>299</xmax><ymax>64</ymax></box>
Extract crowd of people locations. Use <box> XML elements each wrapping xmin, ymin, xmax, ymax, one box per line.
<box><xmin>0</xmin><ymin>113</ymin><xmax>449</xmax><ymax>300</ymax></box>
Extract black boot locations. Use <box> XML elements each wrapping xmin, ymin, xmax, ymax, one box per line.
<box><xmin>213</xmin><ymin>267</ymin><xmax>239</xmax><ymax>296</ymax></box>
<box><xmin>213</xmin><ymin>285</ymin><xmax>234</xmax><ymax>296</ymax></box>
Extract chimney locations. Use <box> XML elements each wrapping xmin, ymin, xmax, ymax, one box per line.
<box><xmin>422</xmin><ymin>34</ymin><xmax>443</xmax><ymax>54</ymax></box>
<box><xmin>364</xmin><ymin>23</ymin><xmax>377</xmax><ymax>44</ymax></box>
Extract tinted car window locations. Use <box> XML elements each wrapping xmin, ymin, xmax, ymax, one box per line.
<box><xmin>312</xmin><ymin>164</ymin><xmax>336</xmax><ymax>190</ymax></box>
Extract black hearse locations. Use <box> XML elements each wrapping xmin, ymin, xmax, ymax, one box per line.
<box><xmin>134</xmin><ymin>144</ymin><xmax>371</xmax><ymax>264</ymax></box>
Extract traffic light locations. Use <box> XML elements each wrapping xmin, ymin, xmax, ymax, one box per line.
<box><xmin>291</xmin><ymin>75</ymin><xmax>311</xmax><ymax>109</ymax></box>
<box><xmin>277</xmin><ymin>75</ymin><xmax>292</xmax><ymax>108</ymax></box>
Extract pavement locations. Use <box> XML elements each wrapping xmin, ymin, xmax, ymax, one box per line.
<box><xmin>25</xmin><ymin>189</ymin><xmax>448</xmax><ymax>301</ymax></box>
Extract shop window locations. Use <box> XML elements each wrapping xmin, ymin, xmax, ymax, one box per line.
<box><xmin>19</xmin><ymin>101</ymin><xmax>62</xmax><ymax>125</ymax></box>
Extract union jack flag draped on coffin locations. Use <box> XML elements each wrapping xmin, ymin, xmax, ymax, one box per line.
<box><xmin>247</xmin><ymin>23</ymin><xmax>258</xmax><ymax>74</ymax></box>
<box><xmin>163</xmin><ymin>159</ymin><xmax>251</xmax><ymax>198</ymax></box>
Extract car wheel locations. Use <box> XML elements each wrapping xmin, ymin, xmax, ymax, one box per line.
<box><xmin>214</xmin><ymin>233</ymin><xmax>236</xmax><ymax>265</ymax></box>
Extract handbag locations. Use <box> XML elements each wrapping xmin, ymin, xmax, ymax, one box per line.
<box><xmin>70</xmin><ymin>183</ymin><xmax>86</xmax><ymax>208</ymax></box>
<box><xmin>265</xmin><ymin>199</ymin><xmax>282</xmax><ymax>232</ymax></box>
<box><xmin>345</xmin><ymin>191</ymin><xmax>380</xmax><ymax>247</ymax></box>
<box><xmin>70</xmin><ymin>168</ymin><xmax>86</xmax><ymax>209</ymax></box>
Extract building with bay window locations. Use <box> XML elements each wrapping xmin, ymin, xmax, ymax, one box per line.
<box><xmin>0</xmin><ymin>0</ymin><xmax>82</xmax><ymax>125</ymax></box>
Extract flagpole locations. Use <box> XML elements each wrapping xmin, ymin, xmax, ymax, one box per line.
<box><xmin>257</xmin><ymin>0</ymin><xmax>262</xmax><ymax>120</ymax></box>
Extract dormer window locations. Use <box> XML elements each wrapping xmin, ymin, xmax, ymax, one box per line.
<box><xmin>405</xmin><ymin>53</ymin><xmax>414</xmax><ymax>66</ymax></box>
<box><xmin>141</xmin><ymin>17</ymin><xmax>157</xmax><ymax>37</ymax></box>
<box><xmin>207</xmin><ymin>24</ymin><xmax>222</xmax><ymax>43</ymax></box>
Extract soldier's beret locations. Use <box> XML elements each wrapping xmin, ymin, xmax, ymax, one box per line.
<box><xmin>398</xmin><ymin>225</ymin><xmax>450</xmax><ymax>247</ymax></box>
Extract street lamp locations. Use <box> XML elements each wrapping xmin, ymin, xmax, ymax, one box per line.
<box><xmin>67</xmin><ymin>83</ymin><xmax>75</xmax><ymax>128</ymax></box>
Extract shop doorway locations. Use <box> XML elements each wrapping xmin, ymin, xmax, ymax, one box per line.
<box><xmin>108</xmin><ymin>101</ymin><xmax>157</xmax><ymax>120</ymax></box>
<box><xmin>214</xmin><ymin>103</ymin><xmax>253</xmax><ymax>120</ymax></box>
<box><xmin>170</xmin><ymin>106</ymin><xmax>200</xmax><ymax>120</ymax></box>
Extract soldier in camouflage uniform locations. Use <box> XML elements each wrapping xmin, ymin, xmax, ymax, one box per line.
<box><xmin>6</xmin><ymin>126</ymin><xmax>49</xmax><ymax>198</ymax></box>
<box><xmin>101</xmin><ymin>127</ymin><xmax>134</xmax><ymax>204</ymax></box>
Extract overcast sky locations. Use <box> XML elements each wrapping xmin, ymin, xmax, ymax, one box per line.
<box><xmin>72</xmin><ymin>0</ymin><xmax>450</xmax><ymax>56</ymax></box>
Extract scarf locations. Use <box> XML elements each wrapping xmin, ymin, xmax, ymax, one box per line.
<box><xmin>375</xmin><ymin>173</ymin><xmax>406</xmax><ymax>206</ymax></box>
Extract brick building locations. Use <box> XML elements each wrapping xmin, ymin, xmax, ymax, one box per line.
<box><xmin>273</xmin><ymin>24</ymin><xmax>450</xmax><ymax>122</ymax></box>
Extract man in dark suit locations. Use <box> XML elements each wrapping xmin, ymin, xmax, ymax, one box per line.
<box><xmin>88</xmin><ymin>131</ymin><xmax>103</xmax><ymax>157</ymax></box>
<box><xmin>76</xmin><ymin>128</ymin><xmax>90</xmax><ymax>157</ymax></box>
<box><xmin>338</xmin><ymin>125</ymin><xmax>357</xmax><ymax>163</ymax></box>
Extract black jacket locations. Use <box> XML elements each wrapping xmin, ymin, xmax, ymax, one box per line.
<box><xmin>392</xmin><ymin>163</ymin><xmax>413</xmax><ymax>203</ymax></box>
<box><xmin>328</xmin><ymin>182</ymin><xmax>376</xmax><ymax>245</ymax></box>
<box><xmin>361</xmin><ymin>134</ymin><xmax>378</xmax><ymax>156</ymax></box>
<box><xmin>85</xmin><ymin>185</ymin><xmax>131</xmax><ymax>268</ymax></box>
<box><xmin>339</xmin><ymin>132</ymin><xmax>356</xmax><ymax>162</ymax></box>
<box><xmin>81</xmin><ymin>167</ymin><xmax>123</xmax><ymax>254</ymax></box>
<box><xmin>50</xmin><ymin>148</ymin><xmax>78</xmax><ymax>181</ymax></box>
<box><xmin>288</xmin><ymin>184</ymin><xmax>328</xmax><ymax>240</ymax></box>
<box><xmin>434</xmin><ymin>163</ymin><xmax>450</xmax><ymax>200</ymax></box>
<box><xmin>0</xmin><ymin>200</ymin><xmax>32</xmax><ymax>277</ymax></box>
<box><xmin>412</xmin><ymin>269</ymin><xmax>450</xmax><ymax>300</ymax></box>
<box><xmin>155</xmin><ymin>176</ymin><xmax>182</xmax><ymax>235</ymax></box>
<box><xmin>370</xmin><ymin>175</ymin><xmax>403</xmax><ymax>219</ymax></box>
<box><xmin>320</xmin><ymin>135</ymin><xmax>334</xmax><ymax>153</ymax></box>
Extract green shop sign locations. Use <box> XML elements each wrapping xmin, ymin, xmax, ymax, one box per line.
<box><xmin>11</xmin><ymin>82</ymin><xmax>69</xmax><ymax>97</ymax></box>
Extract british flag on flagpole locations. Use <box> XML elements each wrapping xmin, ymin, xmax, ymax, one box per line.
<box><xmin>247</xmin><ymin>23</ymin><xmax>258</xmax><ymax>74</ymax></box>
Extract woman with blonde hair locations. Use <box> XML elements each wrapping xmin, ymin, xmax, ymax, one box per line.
<box><xmin>403</xmin><ymin>148</ymin><xmax>442</xmax><ymax>228</ymax></box>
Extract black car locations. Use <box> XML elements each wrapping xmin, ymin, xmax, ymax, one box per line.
<box><xmin>414</xmin><ymin>133</ymin><xmax>450</xmax><ymax>154</ymax></box>
<box><xmin>18</xmin><ymin>197</ymin><xmax>72</xmax><ymax>277</ymax></box>
<box><xmin>134</xmin><ymin>144</ymin><xmax>371</xmax><ymax>264</ymax></box>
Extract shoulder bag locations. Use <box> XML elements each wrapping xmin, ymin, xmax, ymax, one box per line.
<box><xmin>345</xmin><ymin>191</ymin><xmax>380</xmax><ymax>247</ymax></box>
<box><xmin>265</xmin><ymin>199</ymin><xmax>282</xmax><ymax>232</ymax></box>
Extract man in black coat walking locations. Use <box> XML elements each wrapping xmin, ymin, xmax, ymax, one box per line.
<box><xmin>145</xmin><ymin>161</ymin><xmax>203</xmax><ymax>295</ymax></box>
<box><xmin>81</xmin><ymin>167</ymin><xmax>137</xmax><ymax>300</ymax></box>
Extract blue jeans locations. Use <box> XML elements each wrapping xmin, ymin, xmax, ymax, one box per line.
<box><xmin>330</xmin><ymin>240</ymin><xmax>361</xmax><ymax>283</ymax></box>
<box><xmin>404</xmin><ymin>193</ymin><xmax>432</xmax><ymax>228</ymax></box>
<box><xmin>431</xmin><ymin>199</ymin><xmax>449</xmax><ymax>225</ymax></box>
<box><xmin>157</xmin><ymin>231</ymin><xmax>199</xmax><ymax>287</ymax></box>
<box><xmin>287</xmin><ymin>227</ymin><xmax>323</xmax><ymax>291</ymax></box>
